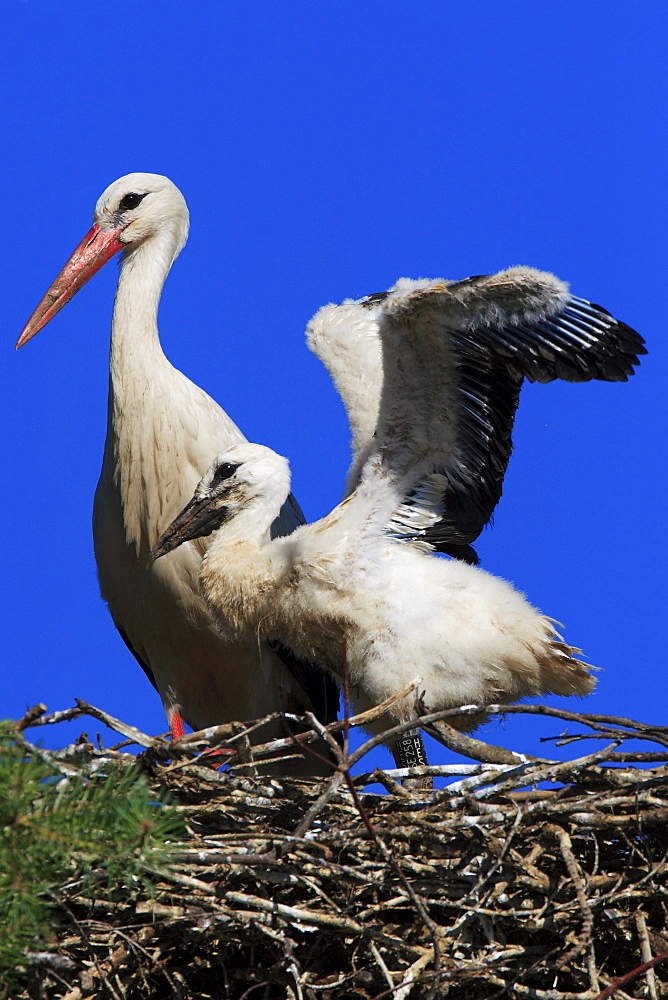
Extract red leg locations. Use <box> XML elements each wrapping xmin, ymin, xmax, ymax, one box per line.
<box><xmin>167</xmin><ymin>707</ymin><xmax>229</xmax><ymax>768</ymax></box>
<box><xmin>168</xmin><ymin>707</ymin><xmax>185</xmax><ymax>740</ymax></box>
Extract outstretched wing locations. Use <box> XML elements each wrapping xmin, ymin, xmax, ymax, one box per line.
<box><xmin>348</xmin><ymin>267</ymin><xmax>644</xmax><ymax>554</ymax></box>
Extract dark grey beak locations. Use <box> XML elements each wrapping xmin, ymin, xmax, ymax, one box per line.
<box><xmin>152</xmin><ymin>494</ymin><xmax>230</xmax><ymax>560</ymax></box>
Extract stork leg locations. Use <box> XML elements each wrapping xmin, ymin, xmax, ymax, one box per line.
<box><xmin>391</xmin><ymin>729</ymin><xmax>433</xmax><ymax>792</ymax></box>
<box><xmin>168</xmin><ymin>707</ymin><xmax>185</xmax><ymax>740</ymax></box>
<box><xmin>167</xmin><ymin>707</ymin><xmax>231</xmax><ymax>768</ymax></box>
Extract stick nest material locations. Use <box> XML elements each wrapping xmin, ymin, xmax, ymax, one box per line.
<box><xmin>10</xmin><ymin>695</ymin><xmax>668</xmax><ymax>1000</ymax></box>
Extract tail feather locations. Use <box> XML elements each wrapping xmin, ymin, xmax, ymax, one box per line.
<box><xmin>536</xmin><ymin>637</ymin><xmax>597</xmax><ymax>697</ymax></box>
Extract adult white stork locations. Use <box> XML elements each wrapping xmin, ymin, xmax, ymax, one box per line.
<box><xmin>16</xmin><ymin>173</ymin><xmax>338</xmax><ymax>772</ymax></box>
<box><xmin>154</xmin><ymin>271</ymin><xmax>644</xmax><ymax>761</ymax></box>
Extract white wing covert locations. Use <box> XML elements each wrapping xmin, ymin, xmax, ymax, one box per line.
<box><xmin>307</xmin><ymin>278</ymin><xmax>441</xmax><ymax>494</ymax></box>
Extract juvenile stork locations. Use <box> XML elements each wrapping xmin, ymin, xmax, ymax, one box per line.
<box><xmin>154</xmin><ymin>271</ymin><xmax>644</xmax><ymax>762</ymax></box>
<box><xmin>16</xmin><ymin>173</ymin><xmax>337</xmax><ymax>771</ymax></box>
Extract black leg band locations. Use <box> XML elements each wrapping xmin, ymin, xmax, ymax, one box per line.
<box><xmin>392</xmin><ymin>729</ymin><xmax>428</xmax><ymax>768</ymax></box>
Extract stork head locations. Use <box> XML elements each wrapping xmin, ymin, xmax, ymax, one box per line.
<box><xmin>152</xmin><ymin>443</ymin><xmax>292</xmax><ymax>560</ymax></box>
<box><xmin>16</xmin><ymin>173</ymin><xmax>189</xmax><ymax>349</ymax></box>
<box><xmin>93</xmin><ymin>173</ymin><xmax>189</xmax><ymax>258</ymax></box>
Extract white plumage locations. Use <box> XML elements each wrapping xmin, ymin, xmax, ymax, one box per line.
<box><xmin>155</xmin><ymin>275</ymin><xmax>644</xmax><ymax>750</ymax></box>
<box><xmin>16</xmin><ymin>173</ymin><xmax>337</xmax><ymax>768</ymax></box>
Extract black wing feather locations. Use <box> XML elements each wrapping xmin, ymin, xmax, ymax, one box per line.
<box><xmin>118</xmin><ymin>628</ymin><xmax>158</xmax><ymax>692</ymax></box>
<box><xmin>385</xmin><ymin>276</ymin><xmax>645</xmax><ymax>553</ymax></box>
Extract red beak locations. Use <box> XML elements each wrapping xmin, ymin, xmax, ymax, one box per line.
<box><xmin>16</xmin><ymin>224</ymin><xmax>125</xmax><ymax>349</ymax></box>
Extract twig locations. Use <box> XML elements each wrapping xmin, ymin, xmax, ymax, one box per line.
<box><xmin>545</xmin><ymin>824</ymin><xmax>595</xmax><ymax>968</ymax></box>
<box><xmin>594</xmin><ymin>949</ymin><xmax>668</xmax><ymax>1000</ymax></box>
<box><xmin>12</xmin><ymin>703</ymin><xmax>48</xmax><ymax>731</ymax></box>
<box><xmin>74</xmin><ymin>700</ymin><xmax>156</xmax><ymax>748</ymax></box>
<box><xmin>369</xmin><ymin>941</ymin><xmax>396</xmax><ymax>993</ymax></box>
<box><xmin>392</xmin><ymin>950</ymin><xmax>442</xmax><ymax>1000</ymax></box>
<box><xmin>426</xmin><ymin>719</ymin><xmax>540</xmax><ymax>765</ymax></box>
<box><xmin>634</xmin><ymin>910</ymin><xmax>658</xmax><ymax>1000</ymax></box>
<box><xmin>290</xmin><ymin>770</ymin><xmax>346</xmax><ymax>840</ymax></box>
<box><xmin>224</xmin><ymin>891</ymin><xmax>366</xmax><ymax>934</ymax></box>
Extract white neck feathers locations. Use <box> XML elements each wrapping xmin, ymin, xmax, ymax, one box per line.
<box><xmin>102</xmin><ymin>232</ymin><xmax>185</xmax><ymax>553</ymax></box>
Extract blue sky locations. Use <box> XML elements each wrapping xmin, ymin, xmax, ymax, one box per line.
<box><xmin>2</xmin><ymin>2</ymin><xmax>665</xmax><ymax>776</ymax></box>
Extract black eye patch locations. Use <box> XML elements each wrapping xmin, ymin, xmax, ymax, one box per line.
<box><xmin>212</xmin><ymin>462</ymin><xmax>239</xmax><ymax>486</ymax></box>
<box><xmin>119</xmin><ymin>192</ymin><xmax>148</xmax><ymax>211</ymax></box>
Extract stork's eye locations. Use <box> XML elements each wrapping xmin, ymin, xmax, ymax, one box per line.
<box><xmin>119</xmin><ymin>192</ymin><xmax>147</xmax><ymax>211</ymax></box>
<box><xmin>214</xmin><ymin>463</ymin><xmax>238</xmax><ymax>483</ymax></box>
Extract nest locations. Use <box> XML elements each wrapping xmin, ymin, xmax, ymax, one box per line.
<box><xmin>11</xmin><ymin>693</ymin><xmax>668</xmax><ymax>1000</ymax></box>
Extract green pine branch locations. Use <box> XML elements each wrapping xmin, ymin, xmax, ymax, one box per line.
<box><xmin>0</xmin><ymin>722</ymin><xmax>186</xmax><ymax>996</ymax></box>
